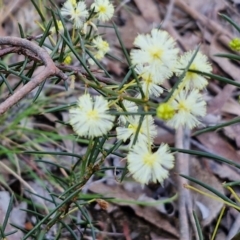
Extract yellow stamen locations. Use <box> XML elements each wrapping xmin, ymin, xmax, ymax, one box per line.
<box><xmin>87</xmin><ymin>110</ymin><xmax>99</xmax><ymax>120</ymax></box>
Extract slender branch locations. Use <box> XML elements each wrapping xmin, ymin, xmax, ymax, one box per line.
<box><xmin>0</xmin><ymin>46</ymin><xmax>118</xmax><ymax>85</ymax></box>
<box><xmin>57</xmin><ymin>64</ymin><xmax>119</xmax><ymax>85</ymax></box>
<box><xmin>0</xmin><ymin>46</ymin><xmax>22</xmax><ymax>56</ymax></box>
<box><xmin>176</xmin><ymin>127</ymin><xmax>190</xmax><ymax>240</ymax></box>
<box><xmin>0</xmin><ymin>37</ymin><xmax>68</xmax><ymax>115</ymax></box>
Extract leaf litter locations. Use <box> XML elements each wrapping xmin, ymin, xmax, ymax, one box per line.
<box><xmin>1</xmin><ymin>0</ymin><xmax>240</xmax><ymax>239</ymax></box>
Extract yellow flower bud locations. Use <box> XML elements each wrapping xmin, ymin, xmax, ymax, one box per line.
<box><xmin>63</xmin><ymin>55</ymin><xmax>72</xmax><ymax>65</ymax></box>
<box><xmin>229</xmin><ymin>38</ymin><xmax>240</xmax><ymax>51</ymax></box>
<box><xmin>156</xmin><ymin>102</ymin><xmax>175</xmax><ymax>120</ymax></box>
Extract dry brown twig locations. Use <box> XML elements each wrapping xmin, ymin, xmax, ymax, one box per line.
<box><xmin>175</xmin><ymin>127</ymin><xmax>191</xmax><ymax>240</ymax></box>
<box><xmin>0</xmin><ymin>37</ymin><xmax>68</xmax><ymax>115</ymax></box>
<box><xmin>175</xmin><ymin>0</ymin><xmax>233</xmax><ymax>47</ymax></box>
<box><xmin>57</xmin><ymin>64</ymin><xmax>118</xmax><ymax>85</ymax></box>
<box><xmin>0</xmin><ymin>43</ymin><xmax>117</xmax><ymax>87</ymax></box>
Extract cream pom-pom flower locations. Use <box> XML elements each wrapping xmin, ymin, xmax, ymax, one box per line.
<box><xmin>157</xmin><ymin>90</ymin><xmax>206</xmax><ymax>129</ymax></box>
<box><xmin>127</xmin><ymin>142</ymin><xmax>175</xmax><ymax>184</ymax></box>
<box><xmin>117</xmin><ymin>100</ymin><xmax>138</xmax><ymax>125</ymax></box>
<box><xmin>140</xmin><ymin>80</ymin><xmax>164</xmax><ymax>98</ymax></box>
<box><xmin>91</xmin><ymin>0</ymin><xmax>114</xmax><ymax>22</ymax></box>
<box><xmin>175</xmin><ymin>51</ymin><xmax>212</xmax><ymax>90</ymax></box>
<box><xmin>135</xmin><ymin>64</ymin><xmax>165</xmax><ymax>98</ymax></box>
<box><xmin>92</xmin><ymin>36</ymin><xmax>110</xmax><ymax>53</ymax></box>
<box><xmin>91</xmin><ymin>36</ymin><xmax>110</xmax><ymax>61</ymax></box>
<box><xmin>130</xmin><ymin>29</ymin><xmax>179</xmax><ymax>80</ymax></box>
<box><xmin>69</xmin><ymin>94</ymin><xmax>115</xmax><ymax>138</ymax></box>
<box><xmin>135</xmin><ymin>64</ymin><xmax>166</xmax><ymax>84</ymax></box>
<box><xmin>116</xmin><ymin>115</ymin><xmax>157</xmax><ymax>147</ymax></box>
<box><xmin>61</xmin><ymin>0</ymin><xmax>89</xmax><ymax>29</ymax></box>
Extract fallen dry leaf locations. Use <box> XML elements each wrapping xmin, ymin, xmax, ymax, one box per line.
<box><xmin>209</xmin><ymin>161</ymin><xmax>240</xmax><ymax>182</ymax></box>
<box><xmin>89</xmin><ymin>182</ymin><xmax>179</xmax><ymax>238</ymax></box>
<box><xmin>189</xmin><ymin>159</ymin><xmax>225</xmax><ymax>226</ymax></box>
<box><xmin>208</xmin><ymin>36</ymin><xmax>240</xmax><ymax>115</ymax></box>
<box><xmin>118</xmin><ymin>9</ymin><xmax>151</xmax><ymax>49</ymax></box>
<box><xmin>133</xmin><ymin>0</ymin><xmax>161</xmax><ymax>25</ymax></box>
<box><xmin>196</xmin><ymin>131</ymin><xmax>240</xmax><ymax>163</ymax></box>
<box><xmin>183</xmin><ymin>0</ymin><xmax>225</xmax><ymax>17</ymax></box>
<box><xmin>0</xmin><ymin>191</ymin><xmax>27</xmax><ymax>240</ymax></box>
<box><xmin>223</xmin><ymin>124</ymin><xmax>240</xmax><ymax>148</ymax></box>
<box><xmin>222</xmin><ymin>99</ymin><xmax>240</xmax><ymax>116</ymax></box>
<box><xmin>207</xmin><ymin>85</ymin><xmax>237</xmax><ymax>115</ymax></box>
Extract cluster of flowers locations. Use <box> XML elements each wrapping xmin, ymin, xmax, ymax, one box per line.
<box><xmin>131</xmin><ymin>29</ymin><xmax>212</xmax><ymax>130</ymax></box>
<box><xmin>59</xmin><ymin>0</ymin><xmax>114</xmax><ymax>63</ymax></box>
<box><xmin>67</xmin><ymin>3</ymin><xmax>212</xmax><ymax>185</ymax></box>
